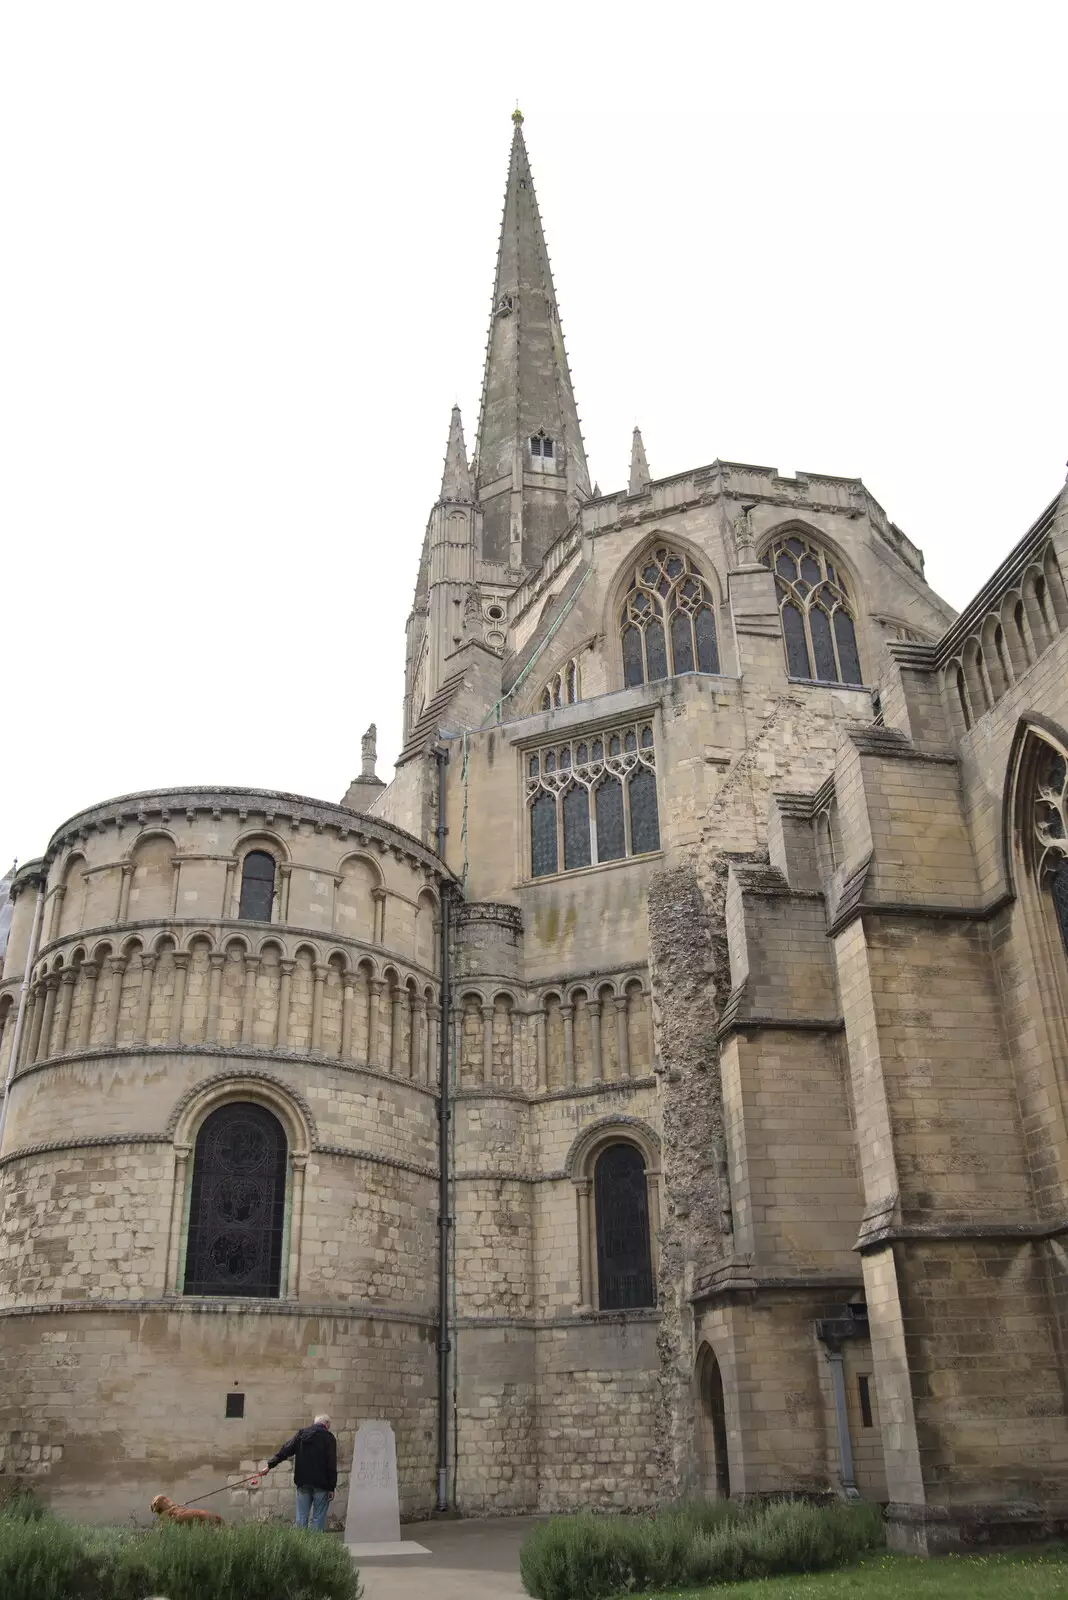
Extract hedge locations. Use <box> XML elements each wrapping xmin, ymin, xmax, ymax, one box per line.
<box><xmin>519</xmin><ymin>1498</ymin><xmax>885</xmax><ymax>1600</ymax></box>
<box><xmin>0</xmin><ymin>1508</ymin><xmax>362</xmax><ymax>1600</ymax></box>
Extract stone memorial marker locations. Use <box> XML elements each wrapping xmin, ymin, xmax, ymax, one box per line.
<box><xmin>344</xmin><ymin>1420</ymin><xmax>427</xmax><ymax>1556</ymax></box>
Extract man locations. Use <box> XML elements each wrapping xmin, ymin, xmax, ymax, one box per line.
<box><xmin>263</xmin><ymin>1413</ymin><xmax>338</xmax><ymax>1532</ymax></box>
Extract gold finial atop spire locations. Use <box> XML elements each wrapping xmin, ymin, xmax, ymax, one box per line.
<box><xmin>512</xmin><ymin>105</ymin><xmax>524</xmax><ymax>126</ymax></box>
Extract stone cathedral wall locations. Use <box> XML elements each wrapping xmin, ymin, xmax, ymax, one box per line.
<box><xmin>0</xmin><ymin>788</ymin><xmax>447</xmax><ymax>1524</ymax></box>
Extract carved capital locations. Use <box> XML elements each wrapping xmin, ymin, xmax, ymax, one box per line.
<box><xmin>312</xmin><ymin>964</ymin><xmax>328</xmax><ymax>981</ymax></box>
<box><xmin>173</xmin><ymin>953</ymin><xmax>191</xmax><ymax>972</ymax></box>
<box><xmin>209</xmin><ymin>952</ymin><xmax>227</xmax><ymax>971</ymax></box>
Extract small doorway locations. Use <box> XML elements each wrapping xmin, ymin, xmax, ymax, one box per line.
<box><xmin>695</xmin><ymin>1343</ymin><xmax>730</xmax><ymax>1499</ymax></box>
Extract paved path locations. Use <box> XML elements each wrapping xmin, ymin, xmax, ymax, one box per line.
<box><xmin>353</xmin><ymin>1516</ymin><xmax>537</xmax><ymax>1600</ymax></box>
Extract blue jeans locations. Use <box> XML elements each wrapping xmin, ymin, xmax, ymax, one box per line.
<box><xmin>295</xmin><ymin>1486</ymin><xmax>331</xmax><ymax>1531</ymax></box>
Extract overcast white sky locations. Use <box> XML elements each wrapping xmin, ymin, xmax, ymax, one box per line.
<box><xmin>2</xmin><ymin>2</ymin><xmax>1065</xmax><ymax>873</ymax></box>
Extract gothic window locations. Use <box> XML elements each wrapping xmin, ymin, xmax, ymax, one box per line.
<box><xmin>238</xmin><ymin>851</ymin><xmax>276</xmax><ymax>922</ymax></box>
<box><xmin>526</xmin><ymin>722</ymin><xmax>660</xmax><ymax>877</ymax></box>
<box><xmin>1034</xmin><ymin>744</ymin><xmax>1068</xmax><ymax>956</ymax></box>
<box><xmin>540</xmin><ymin>657</ymin><xmax>581</xmax><ymax>711</ymax></box>
<box><xmin>184</xmin><ymin>1103</ymin><xmax>287</xmax><ymax>1298</ymax></box>
<box><xmin>620</xmin><ymin>546</ymin><xmax>719</xmax><ymax>687</ymax></box>
<box><xmin>595</xmin><ymin>1143</ymin><xmax>655</xmax><ymax>1310</ymax></box>
<box><xmin>762</xmin><ymin>534</ymin><xmax>863</xmax><ymax>685</ymax></box>
<box><xmin>530</xmin><ymin>432</ymin><xmax>554</xmax><ymax>458</ymax></box>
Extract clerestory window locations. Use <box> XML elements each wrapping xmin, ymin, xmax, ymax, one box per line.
<box><xmin>527</xmin><ymin>722</ymin><xmax>660</xmax><ymax>878</ymax></box>
<box><xmin>761</xmin><ymin>534</ymin><xmax>862</xmax><ymax>685</ymax></box>
<box><xmin>238</xmin><ymin>851</ymin><xmax>276</xmax><ymax>922</ymax></box>
<box><xmin>620</xmin><ymin>546</ymin><xmax>719</xmax><ymax>687</ymax></box>
<box><xmin>540</xmin><ymin>658</ymin><xmax>580</xmax><ymax>711</ymax></box>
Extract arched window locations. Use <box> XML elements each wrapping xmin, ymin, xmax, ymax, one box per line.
<box><xmin>1033</xmin><ymin>743</ymin><xmax>1068</xmax><ymax>956</ymax></box>
<box><xmin>184</xmin><ymin>1102</ymin><xmax>288</xmax><ymax>1298</ymax></box>
<box><xmin>594</xmin><ymin>1142</ymin><xmax>655</xmax><ymax>1309</ymax></box>
<box><xmin>619</xmin><ymin>546</ymin><xmax>719</xmax><ymax>687</ymax></box>
<box><xmin>761</xmin><ymin>534</ymin><xmax>862</xmax><ymax>685</ymax></box>
<box><xmin>540</xmin><ymin>658</ymin><xmax>581</xmax><ymax>711</ymax></box>
<box><xmin>239</xmin><ymin>851</ymin><xmax>276</xmax><ymax>922</ymax></box>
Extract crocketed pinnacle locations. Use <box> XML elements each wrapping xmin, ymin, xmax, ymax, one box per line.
<box><xmin>440</xmin><ymin>405</ymin><xmax>473</xmax><ymax>501</ymax></box>
<box><xmin>629</xmin><ymin>426</ymin><xmax>651</xmax><ymax>495</ymax></box>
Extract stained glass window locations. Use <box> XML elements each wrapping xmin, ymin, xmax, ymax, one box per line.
<box><xmin>1051</xmin><ymin>860</ymin><xmax>1068</xmax><ymax>957</ymax></box>
<box><xmin>595</xmin><ymin>1143</ymin><xmax>655</xmax><ymax>1310</ymax></box>
<box><xmin>1034</xmin><ymin>744</ymin><xmax>1068</xmax><ymax>956</ymax></box>
<box><xmin>563</xmin><ymin>784</ymin><xmax>592</xmax><ymax>871</ymax></box>
<box><xmin>618</xmin><ymin>546</ymin><xmax>719</xmax><ymax>685</ymax></box>
<box><xmin>184</xmin><ymin>1103</ymin><xmax>287</xmax><ymax>1298</ymax></box>
<box><xmin>531</xmin><ymin>792</ymin><xmax>558</xmax><ymax>877</ymax></box>
<box><xmin>595</xmin><ymin>776</ymin><xmax>625</xmax><ymax>862</ymax></box>
<box><xmin>762</xmin><ymin>534</ymin><xmax>863</xmax><ymax>685</ymax></box>
<box><xmin>629</xmin><ymin>767</ymin><xmax>660</xmax><ymax>855</ymax></box>
<box><xmin>239</xmin><ymin>851</ymin><xmax>276</xmax><ymax>922</ymax></box>
<box><xmin>525</xmin><ymin>722</ymin><xmax>660</xmax><ymax>877</ymax></box>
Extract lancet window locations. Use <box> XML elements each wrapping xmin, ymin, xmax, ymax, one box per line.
<box><xmin>238</xmin><ymin>851</ymin><xmax>276</xmax><ymax>922</ymax></box>
<box><xmin>530</xmin><ymin>432</ymin><xmax>554</xmax><ymax>458</ymax></box>
<box><xmin>620</xmin><ymin>546</ymin><xmax>719</xmax><ymax>687</ymax></box>
<box><xmin>184</xmin><ymin>1102</ymin><xmax>287</xmax><ymax>1298</ymax></box>
<box><xmin>540</xmin><ymin>658</ymin><xmax>581</xmax><ymax>711</ymax></box>
<box><xmin>527</xmin><ymin>722</ymin><xmax>660</xmax><ymax>878</ymax></box>
<box><xmin>1033</xmin><ymin>743</ymin><xmax>1068</xmax><ymax>956</ymax></box>
<box><xmin>594</xmin><ymin>1142</ymin><xmax>655</xmax><ymax>1310</ymax></box>
<box><xmin>762</xmin><ymin>534</ymin><xmax>863</xmax><ymax>685</ymax></box>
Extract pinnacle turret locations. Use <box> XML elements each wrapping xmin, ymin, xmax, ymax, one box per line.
<box><xmin>474</xmin><ymin>114</ymin><xmax>590</xmax><ymax>569</ymax></box>
<box><xmin>629</xmin><ymin>426</ymin><xmax>651</xmax><ymax>495</ymax></box>
<box><xmin>440</xmin><ymin>405</ymin><xmax>473</xmax><ymax>501</ymax></box>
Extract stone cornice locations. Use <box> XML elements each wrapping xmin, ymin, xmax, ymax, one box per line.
<box><xmin>0</xmin><ymin>1297</ymin><xmax>436</xmax><ymax>1327</ymax></box>
<box><xmin>856</xmin><ymin>1214</ymin><xmax>1068</xmax><ymax>1254</ymax></box>
<box><xmin>0</xmin><ymin>1130</ymin><xmax>438</xmax><ymax>1181</ymax></box>
<box><xmin>8</xmin><ymin>1041</ymin><xmax>440</xmax><ymax>1100</ymax></box>
<box><xmin>43</xmin><ymin>786</ymin><xmax>452</xmax><ymax>882</ymax></box>
<box><xmin>691</xmin><ymin>1267</ymin><xmax>862</xmax><ymax>1304</ymax></box>
<box><xmin>828</xmin><ymin>888</ymin><xmax>1014</xmax><ymax>939</ymax></box>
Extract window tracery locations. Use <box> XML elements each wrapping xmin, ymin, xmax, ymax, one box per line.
<box><xmin>238</xmin><ymin>851</ymin><xmax>276</xmax><ymax>922</ymax></box>
<box><xmin>762</xmin><ymin>534</ymin><xmax>863</xmax><ymax>685</ymax></box>
<box><xmin>594</xmin><ymin>1142</ymin><xmax>655</xmax><ymax>1310</ymax></box>
<box><xmin>1033</xmin><ymin>743</ymin><xmax>1068</xmax><ymax>954</ymax></box>
<box><xmin>620</xmin><ymin>546</ymin><xmax>719</xmax><ymax>687</ymax></box>
<box><xmin>183</xmin><ymin>1102</ymin><xmax>287</xmax><ymax>1298</ymax></box>
<box><xmin>526</xmin><ymin>722</ymin><xmax>659</xmax><ymax>878</ymax></box>
<box><xmin>530</xmin><ymin>431</ymin><xmax>554</xmax><ymax>458</ymax></box>
<box><xmin>540</xmin><ymin>657</ymin><xmax>580</xmax><ymax>711</ymax></box>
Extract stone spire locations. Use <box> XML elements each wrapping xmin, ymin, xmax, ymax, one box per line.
<box><xmin>629</xmin><ymin>426</ymin><xmax>650</xmax><ymax>495</ymax></box>
<box><xmin>342</xmin><ymin>724</ymin><xmax>387</xmax><ymax>813</ymax></box>
<box><xmin>474</xmin><ymin>110</ymin><xmax>590</xmax><ymax>570</ymax></box>
<box><xmin>441</xmin><ymin>405</ymin><xmax>473</xmax><ymax>501</ymax></box>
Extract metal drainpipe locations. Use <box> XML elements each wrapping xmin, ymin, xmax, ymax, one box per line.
<box><xmin>0</xmin><ymin>871</ymin><xmax>46</xmax><ymax>1156</ymax></box>
<box><xmin>823</xmin><ymin>1345</ymin><xmax>859</xmax><ymax>1499</ymax></box>
<box><xmin>434</xmin><ymin>748</ymin><xmax>453</xmax><ymax>1513</ymax></box>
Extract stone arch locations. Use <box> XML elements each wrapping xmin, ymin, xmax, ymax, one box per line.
<box><xmin>624</xmin><ymin>976</ymin><xmax>653</xmax><ymax>1073</ymax></box>
<box><xmin>232</xmin><ymin>828</ymin><xmax>291</xmax><ymax>864</ymax></box>
<box><xmin>166</xmin><ymin>1072</ymin><xmax>315</xmax><ymax>1299</ymax></box>
<box><xmin>1001</xmin><ymin>715</ymin><xmax>1068</xmax><ymax>1094</ymax></box>
<box><xmin>695</xmin><ymin>1341</ymin><xmax>731</xmax><ymax>1499</ymax></box>
<box><xmin>606</xmin><ymin>532</ymin><xmax>725</xmax><ymax>690</ymax></box>
<box><xmin>415</xmin><ymin>887</ymin><xmax>439</xmax><ymax>974</ymax></box>
<box><xmin>757</xmin><ymin>521</ymin><xmax>865</xmax><ymax>686</ymax></box>
<box><xmin>56</xmin><ymin>851</ymin><xmax>89</xmax><ymax>939</ymax></box>
<box><xmin>335</xmin><ymin>853</ymin><xmax>382</xmax><ymax>944</ymax></box>
<box><xmin>1001</xmin><ymin>590</ymin><xmax>1034</xmax><ymax>678</ymax></box>
<box><xmin>180</xmin><ymin>928</ymin><xmax>218</xmax><ymax>955</ymax></box>
<box><xmin>542</xmin><ymin>988</ymin><xmax>565</xmax><ymax>1090</ymax></box>
<box><xmin>125</xmin><ymin>831</ymin><xmax>178</xmax><ymax>924</ymax></box>
<box><xmin>566</xmin><ymin>1117</ymin><xmax>661</xmax><ymax>1312</ymax></box>
<box><xmin>980</xmin><ymin>613</ymin><xmax>1012</xmax><ymax>701</ymax></box>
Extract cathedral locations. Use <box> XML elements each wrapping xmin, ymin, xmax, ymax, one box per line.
<box><xmin>2</xmin><ymin>111</ymin><xmax>1068</xmax><ymax>1556</ymax></box>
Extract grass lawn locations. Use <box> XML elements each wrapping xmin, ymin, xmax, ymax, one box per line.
<box><xmin>639</xmin><ymin>1546</ymin><xmax>1068</xmax><ymax>1599</ymax></box>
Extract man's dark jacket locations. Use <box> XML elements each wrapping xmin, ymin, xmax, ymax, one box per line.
<box><xmin>267</xmin><ymin>1424</ymin><xmax>338</xmax><ymax>1491</ymax></box>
